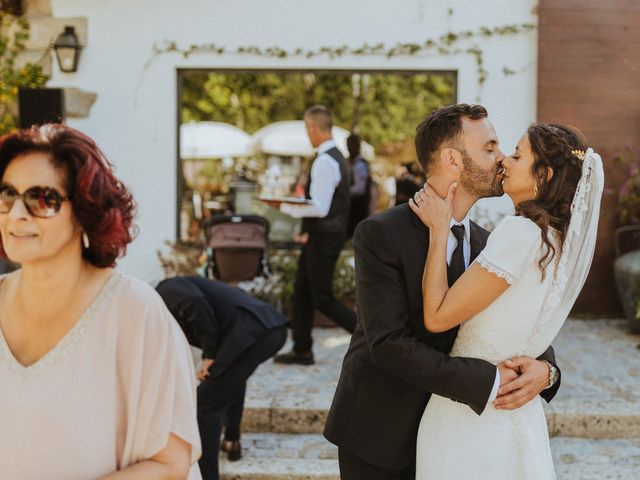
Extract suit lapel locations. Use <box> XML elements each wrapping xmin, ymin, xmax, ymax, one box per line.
<box><xmin>410</xmin><ymin>209</ymin><xmax>428</xmax><ymax>249</ymax></box>
<box><xmin>469</xmin><ymin>221</ymin><xmax>484</xmax><ymax>262</ymax></box>
<box><xmin>411</xmin><ymin>209</ymin><xmax>460</xmax><ymax>285</ymax></box>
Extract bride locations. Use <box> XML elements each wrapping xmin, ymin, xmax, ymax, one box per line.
<box><xmin>410</xmin><ymin>123</ymin><xmax>604</xmax><ymax>479</ymax></box>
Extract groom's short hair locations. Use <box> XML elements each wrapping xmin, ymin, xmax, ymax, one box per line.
<box><xmin>415</xmin><ymin>104</ymin><xmax>488</xmax><ymax>173</ymax></box>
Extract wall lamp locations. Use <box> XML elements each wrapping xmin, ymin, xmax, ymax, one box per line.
<box><xmin>53</xmin><ymin>26</ymin><xmax>82</xmax><ymax>73</ymax></box>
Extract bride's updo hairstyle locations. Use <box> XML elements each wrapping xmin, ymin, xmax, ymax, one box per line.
<box><xmin>518</xmin><ymin>123</ymin><xmax>587</xmax><ymax>279</ymax></box>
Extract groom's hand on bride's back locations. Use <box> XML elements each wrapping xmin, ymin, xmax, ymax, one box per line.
<box><xmin>493</xmin><ymin>357</ymin><xmax>551</xmax><ymax>410</ymax></box>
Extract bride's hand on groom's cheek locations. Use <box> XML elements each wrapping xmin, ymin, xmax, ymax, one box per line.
<box><xmin>408</xmin><ymin>183</ymin><xmax>456</xmax><ymax>230</ymax></box>
<box><xmin>494</xmin><ymin>357</ymin><xmax>550</xmax><ymax>410</ymax></box>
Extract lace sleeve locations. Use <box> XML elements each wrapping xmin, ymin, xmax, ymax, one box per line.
<box><xmin>474</xmin><ymin>216</ymin><xmax>541</xmax><ymax>285</ymax></box>
<box><xmin>476</xmin><ymin>254</ymin><xmax>516</xmax><ymax>285</ymax></box>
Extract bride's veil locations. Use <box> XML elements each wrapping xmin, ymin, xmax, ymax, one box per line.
<box><xmin>527</xmin><ymin>148</ymin><xmax>605</xmax><ymax>351</ymax></box>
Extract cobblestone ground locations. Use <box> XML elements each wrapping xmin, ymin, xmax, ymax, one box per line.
<box><xmin>240</xmin><ymin>319</ymin><xmax>640</xmax><ymax>437</ymax></box>
<box><xmin>219</xmin><ymin>434</ymin><xmax>640</xmax><ymax>480</ymax></box>
<box><xmin>206</xmin><ymin>319</ymin><xmax>640</xmax><ymax>479</ymax></box>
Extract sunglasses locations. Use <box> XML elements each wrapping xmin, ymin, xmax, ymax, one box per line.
<box><xmin>0</xmin><ymin>183</ymin><xmax>71</xmax><ymax>218</ymax></box>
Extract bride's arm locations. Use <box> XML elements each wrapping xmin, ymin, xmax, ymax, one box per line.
<box><xmin>421</xmin><ymin>248</ymin><xmax>509</xmax><ymax>333</ymax></box>
<box><xmin>411</xmin><ymin>184</ymin><xmax>510</xmax><ymax>333</ymax></box>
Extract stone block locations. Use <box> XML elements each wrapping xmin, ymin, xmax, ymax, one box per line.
<box><xmin>241</xmin><ymin>407</ymin><xmax>271</xmax><ymax>433</ymax></box>
<box><xmin>20</xmin><ymin>16</ymin><xmax>87</xmax><ymax>52</ymax></box>
<box><xmin>553</xmin><ymin>413</ymin><xmax>640</xmax><ymax>440</ymax></box>
<box><xmin>24</xmin><ymin>0</ymin><xmax>52</xmax><ymax>16</ymax></box>
<box><xmin>64</xmin><ymin>87</ymin><xmax>97</xmax><ymax>118</ymax></box>
<box><xmin>15</xmin><ymin>49</ymin><xmax>52</xmax><ymax>77</ymax></box>
<box><xmin>270</xmin><ymin>407</ymin><xmax>326</xmax><ymax>434</ymax></box>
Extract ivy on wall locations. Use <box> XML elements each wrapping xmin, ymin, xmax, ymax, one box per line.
<box><xmin>0</xmin><ymin>12</ymin><xmax>49</xmax><ymax>135</ymax></box>
<box><xmin>152</xmin><ymin>23</ymin><xmax>536</xmax><ymax>93</ymax></box>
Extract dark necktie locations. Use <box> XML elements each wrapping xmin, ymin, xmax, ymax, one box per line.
<box><xmin>447</xmin><ymin>224</ymin><xmax>466</xmax><ymax>286</ymax></box>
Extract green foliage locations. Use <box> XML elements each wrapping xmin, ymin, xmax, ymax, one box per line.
<box><xmin>235</xmin><ymin>247</ymin><xmax>356</xmax><ymax>313</ymax></box>
<box><xmin>0</xmin><ymin>12</ymin><xmax>49</xmax><ymax>135</ymax></box>
<box><xmin>181</xmin><ymin>71</ymin><xmax>454</xmax><ymax>149</ymax></box>
<box><xmin>157</xmin><ymin>242</ymin><xmax>357</xmax><ymax>313</ymax></box>
<box><xmin>159</xmin><ymin>23</ymin><xmax>536</xmax><ymax>93</ymax></box>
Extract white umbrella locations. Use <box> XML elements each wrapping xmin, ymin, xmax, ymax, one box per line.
<box><xmin>180</xmin><ymin>121</ymin><xmax>253</xmax><ymax>159</ymax></box>
<box><xmin>250</xmin><ymin>120</ymin><xmax>375</xmax><ymax>160</ymax></box>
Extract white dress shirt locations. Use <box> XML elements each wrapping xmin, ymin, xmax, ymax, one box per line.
<box><xmin>280</xmin><ymin>139</ymin><xmax>341</xmax><ymax>218</ymax></box>
<box><xmin>447</xmin><ymin>215</ymin><xmax>501</xmax><ymax>405</ymax></box>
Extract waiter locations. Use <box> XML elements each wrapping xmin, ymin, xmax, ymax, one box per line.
<box><xmin>273</xmin><ymin>105</ymin><xmax>357</xmax><ymax>366</ymax></box>
<box><xmin>156</xmin><ymin>276</ymin><xmax>287</xmax><ymax>480</ymax></box>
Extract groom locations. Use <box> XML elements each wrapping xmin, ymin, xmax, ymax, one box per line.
<box><xmin>324</xmin><ymin>104</ymin><xmax>561</xmax><ymax>479</ymax></box>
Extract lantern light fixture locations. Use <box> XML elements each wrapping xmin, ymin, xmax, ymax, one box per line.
<box><xmin>53</xmin><ymin>26</ymin><xmax>82</xmax><ymax>73</ymax></box>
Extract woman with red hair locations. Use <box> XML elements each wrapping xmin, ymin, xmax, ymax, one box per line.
<box><xmin>0</xmin><ymin>124</ymin><xmax>201</xmax><ymax>479</ymax></box>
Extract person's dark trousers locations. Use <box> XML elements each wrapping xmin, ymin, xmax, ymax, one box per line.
<box><xmin>291</xmin><ymin>231</ymin><xmax>357</xmax><ymax>353</ymax></box>
<box><xmin>197</xmin><ymin>326</ymin><xmax>287</xmax><ymax>480</ymax></box>
<box><xmin>338</xmin><ymin>448</ymin><xmax>415</xmax><ymax>480</ymax></box>
<box><xmin>223</xmin><ymin>383</ymin><xmax>246</xmax><ymax>442</ymax></box>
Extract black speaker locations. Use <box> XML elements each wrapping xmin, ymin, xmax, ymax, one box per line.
<box><xmin>18</xmin><ymin>88</ymin><xmax>65</xmax><ymax>128</ymax></box>
<box><xmin>0</xmin><ymin>0</ymin><xmax>23</xmax><ymax>15</ymax></box>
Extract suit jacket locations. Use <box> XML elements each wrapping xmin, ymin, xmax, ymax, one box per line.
<box><xmin>323</xmin><ymin>204</ymin><xmax>561</xmax><ymax>470</ymax></box>
<box><xmin>156</xmin><ymin>276</ymin><xmax>288</xmax><ymax>375</ymax></box>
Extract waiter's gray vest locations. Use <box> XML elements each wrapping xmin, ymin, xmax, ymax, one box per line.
<box><xmin>302</xmin><ymin>146</ymin><xmax>350</xmax><ymax>234</ymax></box>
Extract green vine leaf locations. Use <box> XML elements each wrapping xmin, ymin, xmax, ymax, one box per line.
<box><xmin>0</xmin><ymin>12</ymin><xmax>49</xmax><ymax>135</ymax></box>
<box><xmin>151</xmin><ymin>22</ymin><xmax>537</xmax><ymax>97</ymax></box>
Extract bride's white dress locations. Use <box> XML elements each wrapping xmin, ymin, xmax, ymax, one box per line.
<box><xmin>416</xmin><ymin>215</ymin><xmax>565</xmax><ymax>480</ymax></box>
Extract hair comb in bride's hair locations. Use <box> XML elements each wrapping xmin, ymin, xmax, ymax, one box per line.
<box><xmin>571</xmin><ymin>149</ymin><xmax>586</xmax><ymax>161</ymax></box>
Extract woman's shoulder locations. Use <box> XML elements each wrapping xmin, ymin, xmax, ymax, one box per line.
<box><xmin>486</xmin><ymin>215</ymin><xmax>543</xmax><ymax>255</ymax></box>
<box><xmin>494</xmin><ymin>214</ymin><xmax>541</xmax><ymax>237</ymax></box>
<box><xmin>108</xmin><ymin>272</ymin><xmax>186</xmax><ymax>345</ymax></box>
<box><xmin>110</xmin><ymin>272</ymin><xmax>173</xmax><ymax>323</ymax></box>
<box><xmin>112</xmin><ymin>271</ymin><xmax>162</xmax><ymax>302</ymax></box>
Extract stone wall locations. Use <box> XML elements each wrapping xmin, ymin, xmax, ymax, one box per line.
<box><xmin>16</xmin><ymin>0</ymin><xmax>94</xmax><ymax>118</ymax></box>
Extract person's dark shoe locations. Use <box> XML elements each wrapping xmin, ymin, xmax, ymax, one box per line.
<box><xmin>220</xmin><ymin>440</ymin><xmax>242</xmax><ymax>461</ymax></box>
<box><xmin>273</xmin><ymin>350</ymin><xmax>314</xmax><ymax>365</ymax></box>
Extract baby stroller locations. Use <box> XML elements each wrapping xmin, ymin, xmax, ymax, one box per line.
<box><xmin>203</xmin><ymin>214</ymin><xmax>270</xmax><ymax>283</ymax></box>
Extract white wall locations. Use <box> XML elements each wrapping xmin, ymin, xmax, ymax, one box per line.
<box><xmin>50</xmin><ymin>0</ymin><xmax>538</xmax><ymax>281</ymax></box>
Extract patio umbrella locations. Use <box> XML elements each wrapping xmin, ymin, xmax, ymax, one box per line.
<box><xmin>250</xmin><ymin>120</ymin><xmax>375</xmax><ymax>160</ymax></box>
<box><xmin>180</xmin><ymin>121</ymin><xmax>253</xmax><ymax>159</ymax></box>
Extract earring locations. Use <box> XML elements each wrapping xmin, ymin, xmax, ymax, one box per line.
<box><xmin>82</xmin><ymin>232</ymin><xmax>90</xmax><ymax>249</ymax></box>
<box><xmin>532</xmin><ymin>181</ymin><xmax>539</xmax><ymax>199</ymax></box>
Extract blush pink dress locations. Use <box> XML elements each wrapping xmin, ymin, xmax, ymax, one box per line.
<box><xmin>0</xmin><ymin>271</ymin><xmax>202</xmax><ymax>479</ymax></box>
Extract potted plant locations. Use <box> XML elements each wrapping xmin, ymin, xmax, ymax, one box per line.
<box><xmin>613</xmin><ymin>147</ymin><xmax>640</xmax><ymax>333</ymax></box>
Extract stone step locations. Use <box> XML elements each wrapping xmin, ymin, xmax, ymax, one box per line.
<box><xmin>220</xmin><ymin>434</ymin><xmax>338</xmax><ymax>480</ymax></box>
<box><xmin>219</xmin><ymin>433</ymin><xmax>640</xmax><ymax>480</ymax></box>
<box><xmin>238</xmin><ymin>320</ymin><xmax>640</xmax><ymax>438</ymax></box>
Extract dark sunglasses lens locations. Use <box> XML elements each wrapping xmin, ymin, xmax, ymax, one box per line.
<box><xmin>0</xmin><ymin>185</ymin><xmax>16</xmax><ymax>213</ymax></box>
<box><xmin>24</xmin><ymin>187</ymin><xmax>62</xmax><ymax>218</ymax></box>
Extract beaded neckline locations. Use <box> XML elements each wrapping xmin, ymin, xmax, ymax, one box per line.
<box><xmin>0</xmin><ymin>270</ymin><xmax>121</xmax><ymax>380</ymax></box>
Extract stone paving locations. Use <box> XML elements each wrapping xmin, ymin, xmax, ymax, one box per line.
<box><xmin>209</xmin><ymin>319</ymin><xmax>640</xmax><ymax>479</ymax></box>
<box><xmin>240</xmin><ymin>319</ymin><xmax>640</xmax><ymax>438</ymax></box>
<box><xmin>219</xmin><ymin>434</ymin><xmax>640</xmax><ymax>480</ymax></box>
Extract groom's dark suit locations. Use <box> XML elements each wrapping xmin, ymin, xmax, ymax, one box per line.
<box><xmin>324</xmin><ymin>204</ymin><xmax>561</xmax><ymax>476</ymax></box>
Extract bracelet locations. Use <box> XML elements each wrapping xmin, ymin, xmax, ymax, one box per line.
<box><xmin>542</xmin><ymin>360</ymin><xmax>558</xmax><ymax>389</ymax></box>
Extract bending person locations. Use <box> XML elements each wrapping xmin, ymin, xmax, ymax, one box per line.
<box><xmin>156</xmin><ymin>275</ymin><xmax>287</xmax><ymax>480</ymax></box>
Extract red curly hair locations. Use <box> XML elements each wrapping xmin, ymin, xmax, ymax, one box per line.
<box><xmin>0</xmin><ymin>124</ymin><xmax>137</xmax><ymax>268</ymax></box>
